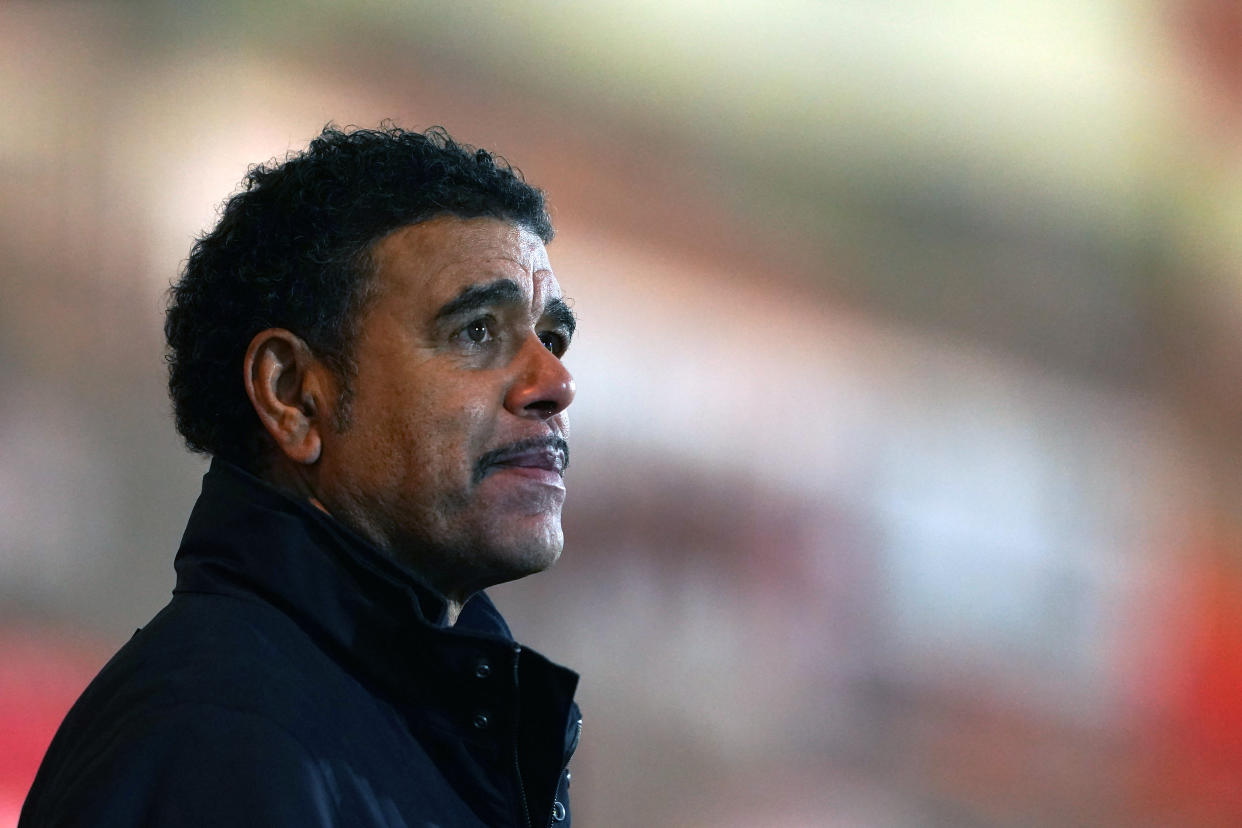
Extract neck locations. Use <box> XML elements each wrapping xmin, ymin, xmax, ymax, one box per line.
<box><xmin>443</xmin><ymin>600</ymin><xmax>464</xmax><ymax>626</ymax></box>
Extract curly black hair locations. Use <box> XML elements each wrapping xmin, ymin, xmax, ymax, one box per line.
<box><xmin>165</xmin><ymin>123</ymin><xmax>554</xmax><ymax>470</ymax></box>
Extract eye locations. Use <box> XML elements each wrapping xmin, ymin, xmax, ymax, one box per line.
<box><xmin>456</xmin><ymin>317</ymin><xmax>496</xmax><ymax>347</ymax></box>
<box><xmin>539</xmin><ymin>331</ymin><xmax>568</xmax><ymax>357</ymax></box>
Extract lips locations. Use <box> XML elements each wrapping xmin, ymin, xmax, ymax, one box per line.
<box><xmin>474</xmin><ymin>437</ymin><xmax>569</xmax><ymax>484</ymax></box>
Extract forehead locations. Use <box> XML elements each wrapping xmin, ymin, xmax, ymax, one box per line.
<box><xmin>369</xmin><ymin>216</ymin><xmax>557</xmax><ymax>308</ymax></box>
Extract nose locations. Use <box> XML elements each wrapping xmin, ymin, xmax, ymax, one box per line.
<box><xmin>504</xmin><ymin>333</ymin><xmax>576</xmax><ymax>420</ymax></box>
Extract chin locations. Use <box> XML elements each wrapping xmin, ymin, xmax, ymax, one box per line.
<box><xmin>504</xmin><ymin>538</ymin><xmax>563</xmax><ymax>578</ymax></box>
<box><xmin>480</xmin><ymin>527</ymin><xmax>564</xmax><ymax>585</ymax></box>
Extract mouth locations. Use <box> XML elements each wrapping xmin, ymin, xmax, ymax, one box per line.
<box><xmin>474</xmin><ymin>436</ymin><xmax>569</xmax><ymax>485</ymax></box>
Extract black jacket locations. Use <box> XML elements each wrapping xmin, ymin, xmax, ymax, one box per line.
<box><xmin>21</xmin><ymin>460</ymin><xmax>581</xmax><ymax>827</ymax></box>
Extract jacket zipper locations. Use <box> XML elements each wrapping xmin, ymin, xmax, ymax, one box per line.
<box><xmin>548</xmin><ymin>716</ymin><xmax>582</xmax><ymax>827</ymax></box>
<box><xmin>511</xmin><ymin>644</ymin><xmax>533</xmax><ymax>828</ymax></box>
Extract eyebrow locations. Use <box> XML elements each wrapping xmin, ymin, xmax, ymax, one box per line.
<box><xmin>545</xmin><ymin>297</ymin><xmax>577</xmax><ymax>338</ymax></box>
<box><xmin>435</xmin><ymin>279</ymin><xmax>524</xmax><ymax>321</ymax></box>
<box><xmin>435</xmin><ymin>278</ymin><xmax>577</xmax><ymax>337</ymax></box>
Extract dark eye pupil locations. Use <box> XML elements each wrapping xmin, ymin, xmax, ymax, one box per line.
<box><xmin>468</xmin><ymin>323</ymin><xmax>487</xmax><ymax>342</ymax></box>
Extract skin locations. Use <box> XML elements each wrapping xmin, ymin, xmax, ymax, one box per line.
<box><xmin>243</xmin><ymin>216</ymin><xmax>576</xmax><ymax>623</ymax></box>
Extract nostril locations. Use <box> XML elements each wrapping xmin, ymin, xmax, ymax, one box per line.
<box><xmin>526</xmin><ymin>399</ymin><xmax>561</xmax><ymax>418</ymax></box>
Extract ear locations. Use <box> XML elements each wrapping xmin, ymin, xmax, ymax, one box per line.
<box><xmin>243</xmin><ymin>328</ymin><xmax>330</xmax><ymax>465</ymax></box>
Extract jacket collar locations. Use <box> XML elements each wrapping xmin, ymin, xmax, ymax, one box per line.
<box><xmin>172</xmin><ymin>458</ymin><xmax>544</xmax><ymax>695</ymax></box>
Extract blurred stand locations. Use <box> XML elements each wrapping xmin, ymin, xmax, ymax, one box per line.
<box><xmin>5</xmin><ymin>1</ymin><xmax>1242</xmax><ymax>825</ymax></box>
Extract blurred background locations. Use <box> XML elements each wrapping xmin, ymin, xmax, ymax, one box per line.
<box><xmin>4</xmin><ymin>0</ymin><xmax>1242</xmax><ymax>824</ymax></box>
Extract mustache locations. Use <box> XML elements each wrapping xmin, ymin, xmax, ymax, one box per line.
<box><xmin>472</xmin><ymin>436</ymin><xmax>570</xmax><ymax>484</ymax></box>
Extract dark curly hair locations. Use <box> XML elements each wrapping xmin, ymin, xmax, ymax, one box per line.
<box><xmin>165</xmin><ymin>123</ymin><xmax>554</xmax><ymax>470</ymax></box>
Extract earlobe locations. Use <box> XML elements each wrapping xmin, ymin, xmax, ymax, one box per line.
<box><xmin>243</xmin><ymin>329</ymin><xmax>324</xmax><ymax>465</ymax></box>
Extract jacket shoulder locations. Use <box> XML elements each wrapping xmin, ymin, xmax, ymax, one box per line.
<box><xmin>21</xmin><ymin>701</ymin><xmax>341</xmax><ymax>827</ymax></box>
<box><xmin>74</xmin><ymin>592</ymin><xmax>357</xmax><ymax>726</ymax></box>
<box><xmin>22</xmin><ymin>594</ymin><xmax>384</xmax><ymax>826</ymax></box>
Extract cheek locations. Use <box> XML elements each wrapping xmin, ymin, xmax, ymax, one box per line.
<box><xmin>460</xmin><ymin>398</ymin><xmax>491</xmax><ymax>430</ymax></box>
<box><xmin>341</xmin><ymin>388</ymin><xmax>431</xmax><ymax>485</ymax></box>
<box><xmin>352</xmin><ymin>370</ymin><xmax>504</xmax><ymax>492</ymax></box>
<box><xmin>427</xmin><ymin>400</ymin><xmax>489</xmax><ymax>471</ymax></box>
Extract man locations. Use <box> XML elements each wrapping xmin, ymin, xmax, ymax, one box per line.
<box><xmin>21</xmin><ymin>125</ymin><xmax>582</xmax><ymax>827</ymax></box>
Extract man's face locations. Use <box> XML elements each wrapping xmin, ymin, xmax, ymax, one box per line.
<box><xmin>314</xmin><ymin>216</ymin><xmax>576</xmax><ymax>596</ymax></box>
